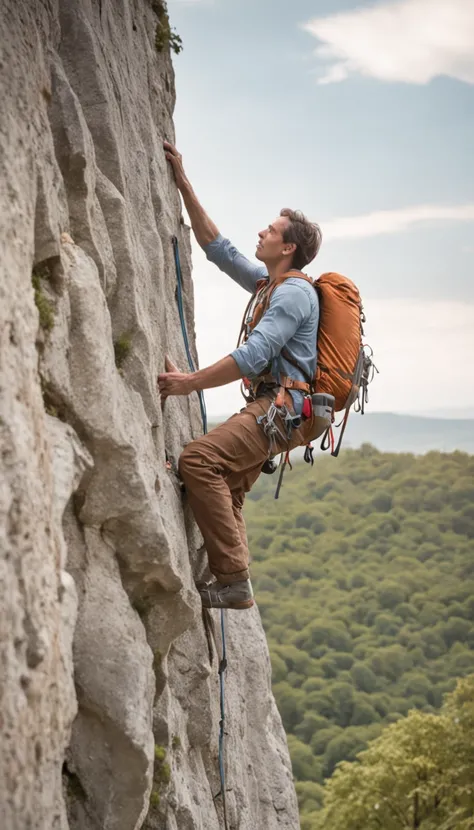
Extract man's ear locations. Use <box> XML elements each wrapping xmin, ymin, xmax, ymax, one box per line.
<box><xmin>282</xmin><ymin>242</ymin><xmax>297</xmax><ymax>257</ymax></box>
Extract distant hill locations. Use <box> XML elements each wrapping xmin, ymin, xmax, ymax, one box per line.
<box><xmin>411</xmin><ymin>407</ymin><xmax>474</xmax><ymax>420</ymax></box>
<box><xmin>208</xmin><ymin>412</ymin><xmax>474</xmax><ymax>454</ymax></box>
<box><xmin>342</xmin><ymin>412</ymin><xmax>474</xmax><ymax>454</ymax></box>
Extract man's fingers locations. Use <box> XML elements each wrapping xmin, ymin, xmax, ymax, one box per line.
<box><xmin>157</xmin><ymin>375</ymin><xmax>170</xmax><ymax>400</ymax></box>
<box><xmin>165</xmin><ymin>355</ymin><xmax>180</xmax><ymax>373</ymax></box>
<box><xmin>157</xmin><ymin>370</ymin><xmax>191</xmax><ymax>400</ymax></box>
<box><xmin>164</xmin><ymin>140</ymin><xmax>181</xmax><ymax>162</ymax></box>
<box><xmin>158</xmin><ymin>372</ymin><xmax>181</xmax><ymax>382</ymax></box>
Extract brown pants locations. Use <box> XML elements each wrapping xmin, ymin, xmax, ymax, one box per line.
<box><xmin>179</xmin><ymin>395</ymin><xmax>324</xmax><ymax>584</ymax></box>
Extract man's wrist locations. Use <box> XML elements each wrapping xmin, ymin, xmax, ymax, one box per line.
<box><xmin>178</xmin><ymin>176</ymin><xmax>192</xmax><ymax>196</ymax></box>
<box><xmin>188</xmin><ymin>371</ymin><xmax>201</xmax><ymax>393</ymax></box>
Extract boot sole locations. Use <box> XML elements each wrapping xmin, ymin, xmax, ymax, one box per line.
<box><xmin>201</xmin><ymin>598</ymin><xmax>255</xmax><ymax>610</ymax></box>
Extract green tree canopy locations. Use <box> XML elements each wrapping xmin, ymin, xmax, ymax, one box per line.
<box><xmin>318</xmin><ymin>675</ymin><xmax>474</xmax><ymax>830</ymax></box>
<box><xmin>244</xmin><ymin>449</ymin><xmax>474</xmax><ymax>820</ymax></box>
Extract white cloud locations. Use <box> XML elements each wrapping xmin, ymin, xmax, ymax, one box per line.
<box><xmin>323</xmin><ymin>203</ymin><xmax>474</xmax><ymax>240</ymax></box>
<box><xmin>303</xmin><ymin>0</ymin><xmax>474</xmax><ymax>85</ymax></box>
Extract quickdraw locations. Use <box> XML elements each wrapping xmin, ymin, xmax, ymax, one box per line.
<box><xmin>256</xmin><ymin>397</ymin><xmax>301</xmax><ymax>499</ymax></box>
<box><xmin>257</xmin><ymin>401</ymin><xmax>290</xmax><ymax>454</ymax></box>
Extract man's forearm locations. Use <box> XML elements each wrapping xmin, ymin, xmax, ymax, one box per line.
<box><xmin>179</xmin><ymin>179</ymin><xmax>219</xmax><ymax>248</ymax></box>
<box><xmin>191</xmin><ymin>355</ymin><xmax>242</xmax><ymax>391</ymax></box>
<box><xmin>164</xmin><ymin>142</ymin><xmax>219</xmax><ymax>247</ymax></box>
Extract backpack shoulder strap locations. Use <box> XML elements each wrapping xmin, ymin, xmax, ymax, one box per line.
<box><xmin>281</xmin><ymin>270</ymin><xmax>314</xmax><ymax>287</ymax></box>
<box><xmin>264</xmin><ymin>270</ymin><xmax>314</xmax><ymax>308</ymax></box>
<box><xmin>281</xmin><ymin>348</ymin><xmax>313</xmax><ymax>387</ymax></box>
<box><xmin>277</xmin><ymin>271</ymin><xmax>316</xmax><ymax>386</ymax></box>
<box><xmin>237</xmin><ymin>278</ymin><xmax>269</xmax><ymax>345</ymax></box>
<box><xmin>244</xmin><ymin>270</ymin><xmax>314</xmax><ymax>339</ymax></box>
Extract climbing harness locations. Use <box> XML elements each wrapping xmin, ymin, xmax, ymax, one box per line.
<box><xmin>172</xmin><ymin>235</ymin><xmax>228</xmax><ymax>830</ymax></box>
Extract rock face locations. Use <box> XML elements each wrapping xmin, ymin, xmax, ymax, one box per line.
<box><xmin>0</xmin><ymin>2</ymin><xmax>299</xmax><ymax>829</ymax></box>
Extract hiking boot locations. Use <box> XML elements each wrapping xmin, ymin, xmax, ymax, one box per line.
<box><xmin>198</xmin><ymin>579</ymin><xmax>254</xmax><ymax>610</ymax></box>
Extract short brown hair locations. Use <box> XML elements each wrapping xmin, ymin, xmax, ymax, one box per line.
<box><xmin>280</xmin><ymin>208</ymin><xmax>322</xmax><ymax>270</ymax></box>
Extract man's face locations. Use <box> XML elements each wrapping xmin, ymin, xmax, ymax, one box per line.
<box><xmin>255</xmin><ymin>215</ymin><xmax>293</xmax><ymax>265</ymax></box>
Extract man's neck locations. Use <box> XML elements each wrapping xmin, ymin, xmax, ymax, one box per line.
<box><xmin>267</xmin><ymin>260</ymin><xmax>297</xmax><ymax>283</ymax></box>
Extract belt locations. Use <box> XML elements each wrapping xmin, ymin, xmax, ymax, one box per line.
<box><xmin>250</xmin><ymin>373</ymin><xmax>310</xmax><ymax>396</ymax></box>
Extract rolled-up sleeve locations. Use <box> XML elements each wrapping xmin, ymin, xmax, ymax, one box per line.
<box><xmin>230</xmin><ymin>283</ymin><xmax>311</xmax><ymax>378</ymax></box>
<box><xmin>203</xmin><ymin>233</ymin><xmax>268</xmax><ymax>294</ymax></box>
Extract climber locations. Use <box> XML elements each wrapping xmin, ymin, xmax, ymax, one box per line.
<box><xmin>158</xmin><ymin>141</ymin><xmax>322</xmax><ymax>610</ymax></box>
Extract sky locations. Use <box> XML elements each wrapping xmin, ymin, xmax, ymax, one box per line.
<box><xmin>167</xmin><ymin>0</ymin><xmax>474</xmax><ymax>417</ymax></box>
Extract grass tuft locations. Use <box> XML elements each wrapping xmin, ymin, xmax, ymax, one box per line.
<box><xmin>113</xmin><ymin>334</ymin><xmax>132</xmax><ymax>369</ymax></box>
<box><xmin>32</xmin><ymin>265</ymin><xmax>55</xmax><ymax>332</ymax></box>
<box><xmin>149</xmin><ymin>790</ymin><xmax>160</xmax><ymax>807</ymax></box>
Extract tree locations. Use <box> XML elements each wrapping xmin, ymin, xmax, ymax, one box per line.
<box><xmin>319</xmin><ymin>675</ymin><xmax>474</xmax><ymax>829</ymax></box>
<box><xmin>351</xmin><ymin>662</ymin><xmax>378</xmax><ymax>693</ymax></box>
<box><xmin>272</xmin><ymin>682</ymin><xmax>305</xmax><ymax>732</ymax></box>
<box><xmin>287</xmin><ymin>735</ymin><xmax>322</xmax><ymax>783</ymax></box>
<box><xmin>295</xmin><ymin>780</ymin><xmax>325</xmax><ymax>814</ymax></box>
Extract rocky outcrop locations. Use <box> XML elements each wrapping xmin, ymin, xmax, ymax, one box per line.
<box><xmin>0</xmin><ymin>1</ymin><xmax>299</xmax><ymax>829</ymax></box>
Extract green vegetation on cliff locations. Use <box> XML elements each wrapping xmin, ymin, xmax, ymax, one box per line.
<box><xmin>244</xmin><ymin>447</ymin><xmax>474</xmax><ymax>821</ymax></box>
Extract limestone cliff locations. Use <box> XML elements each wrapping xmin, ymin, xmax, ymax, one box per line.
<box><xmin>0</xmin><ymin>2</ymin><xmax>299</xmax><ymax>829</ymax></box>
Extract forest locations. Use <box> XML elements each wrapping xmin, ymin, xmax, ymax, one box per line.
<box><xmin>244</xmin><ymin>447</ymin><xmax>474</xmax><ymax>826</ymax></box>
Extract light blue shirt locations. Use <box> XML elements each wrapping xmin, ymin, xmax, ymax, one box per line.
<box><xmin>203</xmin><ymin>234</ymin><xmax>319</xmax><ymax>413</ymax></box>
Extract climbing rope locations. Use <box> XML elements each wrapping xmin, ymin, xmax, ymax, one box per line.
<box><xmin>172</xmin><ymin>235</ymin><xmax>208</xmax><ymax>433</ymax></box>
<box><xmin>172</xmin><ymin>235</ymin><xmax>228</xmax><ymax>829</ymax></box>
<box><xmin>217</xmin><ymin>608</ymin><xmax>229</xmax><ymax>829</ymax></box>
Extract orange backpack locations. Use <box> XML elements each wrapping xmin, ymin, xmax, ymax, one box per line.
<box><xmin>239</xmin><ymin>270</ymin><xmax>377</xmax><ymax>456</ymax></box>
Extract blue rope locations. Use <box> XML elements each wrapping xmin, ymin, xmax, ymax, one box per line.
<box><xmin>218</xmin><ymin>609</ymin><xmax>229</xmax><ymax>829</ymax></box>
<box><xmin>172</xmin><ymin>235</ymin><xmax>228</xmax><ymax>829</ymax></box>
<box><xmin>172</xmin><ymin>236</ymin><xmax>208</xmax><ymax>434</ymax></box>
